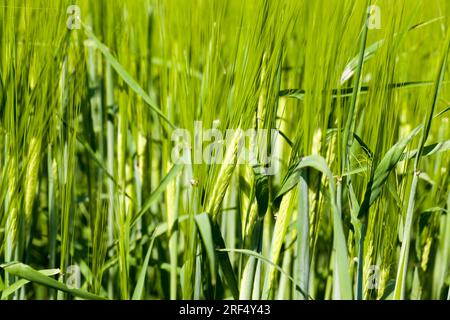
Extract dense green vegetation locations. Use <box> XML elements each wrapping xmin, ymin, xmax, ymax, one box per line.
<box><xmin>0</xmin><ymin>0</ymin><xmax>449</xmax><ymax>300</ymax></box>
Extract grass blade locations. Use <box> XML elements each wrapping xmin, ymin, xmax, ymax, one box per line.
<box><xmin>1</xmin><ymin>263</ymin><xmax>106</xmax><ymax>300</ymax></box>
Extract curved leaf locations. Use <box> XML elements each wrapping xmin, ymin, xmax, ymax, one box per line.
<box><xmin>0</xmin><ymin>262</ymin><xmax>106</xmax><ymax>300</ymax></box>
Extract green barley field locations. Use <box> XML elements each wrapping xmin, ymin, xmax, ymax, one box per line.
<box><xmin>0</xmin><ymin>0</ymin><xmax>449</xmax><ymax>300</ymax></box>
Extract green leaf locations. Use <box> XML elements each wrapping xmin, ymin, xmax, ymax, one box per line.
<box><xmin>277</xmin><ymin>156</ymin><xmax>333</xmax><ymax>199</ymax></box>
<box><xmin>0</xmin><ymin>262</ymin><xmax>106</xmax><ymax>300</ymax></box>
<box><xmin>211</xmin><ymin>219</ymin><xmax>240</xmax><ymax>300</ymax></box>
<box><xmin>194</xmin><ymin>212</ymin><xmax>217</xmax><ymax>285</ymax></box>
<box><xmin>1</xmin><ymin>268</ymin><xmax>60</xmax><ymax>299</ymax></box>
<box><xmin>280</xmin><ymin>81</ymin><xmax>449</xmax><ymax>101</ymax></box>
<box><xmin>132</xmin><ymin>233</ymin><xmax>157</xmax><ymax>300</ymax></box>
<box><xmin>358</xmin><ymin>126</ymin><xmax>422</xmax><ymax>220</ymax></box>
<box><xmin>196</xmin><ymin>213</ymin><xmax>239</xmax><ymax>299</ymax></box>
<box><xmin>254</xmin><ymin>170</ymin><xmax>269</xmax><ymax>217</ymax></box>
<box><xmin>403</xmin><ymin>140</ymin><xmax>450</xmax><ymax>160</ymax></box>
<box><xmin>340</xmin><ymin>40</ymin><xmax>383</xmax><ymax>85</ymax></box>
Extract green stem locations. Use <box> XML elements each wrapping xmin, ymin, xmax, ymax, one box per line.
<box><xmin>105</xmin><ymin>62</ymin><xmax>116</xmax><ymax>298</ymax></box>
<box><xmin>294</xmin><ymin>170</ymin><xmax>309</xmax><ymax>299</ymax></box>
<box><xmin>393</xmin><ymin>171</ymin><xmax>419</xmax><ymax>299</ymax></box>
<box><xmin>356</xmin><ymin>221</ymin><xmax>366</xmax><ymax>300</ymax></box>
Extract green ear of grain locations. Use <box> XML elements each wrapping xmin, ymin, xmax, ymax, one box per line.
<box><xmin>263</xmin><ymin>189</ymin><xmax>296</xmax><ymax>299</ymax></box>
<box><xmin>206</xmin><ymin>129</ymin><xmax>243</xmax><ymax>220</ymax></box>
<box><xmin>358</xmin><ymin>125</ymin><xmax>422</xmax><ymax>220</ymax></box>
<box><xmin>0</xmin><ymin>263</ymin><xmax>106</xmax><ymax>300</ymax></box>
<box><xmin>24</xmin><ymin>137</ymin><xmax>41</xmax><ymax>222</ymax></box>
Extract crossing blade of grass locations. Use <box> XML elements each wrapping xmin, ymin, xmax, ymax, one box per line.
<box><xmin>279</xmin><ymin>80</ymin><xmax>449</xmax><ymax>101</ymax></box>
<box><xmin>402</xmin><ymin>140</ymin><xmax>450</xmax><ymax>160</ymax></box>
<box><xmin>0</xmin><ymin>262</ymin><xmax>106</xmax><ymax>300</ymax></box>
<box><xmin>131</xmin><ymin>164</ymin><xmax>184</xmax><ymax>227</ymax></box>
<box><xmin>340</xmin><ymin>39</ymin><xmax>383</xmax><ymax>85</ymax></box>
<box><xmin>219</xmin><ymin>248</ymin><xmax>311</xmax><ymax>300</ymax></box>
<box><xmin>358</xmin><ymin>125</ymin><xmax>422</xmax><ymax>219</ymax></box>
<box><xmin>101</xmin><ymin>215</ymin><xmax>190</xmax><ymax>274</ymax></box>
<box><xmin>1</xmin><ymin>268</ymin><xmax>60</xmax><ymax>299</ymax></box>
<box><xmin>81</xmin><ymin>22</ymin><xmax>175</xmax><ymax>129</ymax></box>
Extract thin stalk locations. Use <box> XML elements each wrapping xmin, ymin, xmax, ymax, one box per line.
<box><xmin>47</xmin><ymin>144</ymin><xmax>56</xmax><ymax>299</ymax></box>
<box><xmin>341</xmin><ymin>1</ymin><xmax>370</xmax><ymax>173</ymax></box>
<box><xmin>168</xmin><ymin>176</ymin><xmax>180</xmax><ymax>300</ymax></box>
<box><xmin>294</xmin><ymin>170</ymin><xmax>309</xmax><ymax>299</ymax></box>
<box><xmin>393</xmin><ymin>171</ymin><xmax>419</xmax><ymax>299</ymax></box>
<box><xmin>105</xmin><ymin>62</ymin><xmax>116</xmax><ymax>298</ymax></box>
<box><xmin>356</xmin><ymin>221</ymin><xmax>366</xmax><ymax>299</ymax></box>
<box><xmin>277</xmin><ymin>246</ymin><xmax>293</xmax><ymax>300</ymax></box>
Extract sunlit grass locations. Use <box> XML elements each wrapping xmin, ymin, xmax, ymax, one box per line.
<box><xmin>0</xmin><ymin>0</ymin><xmax>449</xmax><ymax>300</ymax></box>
